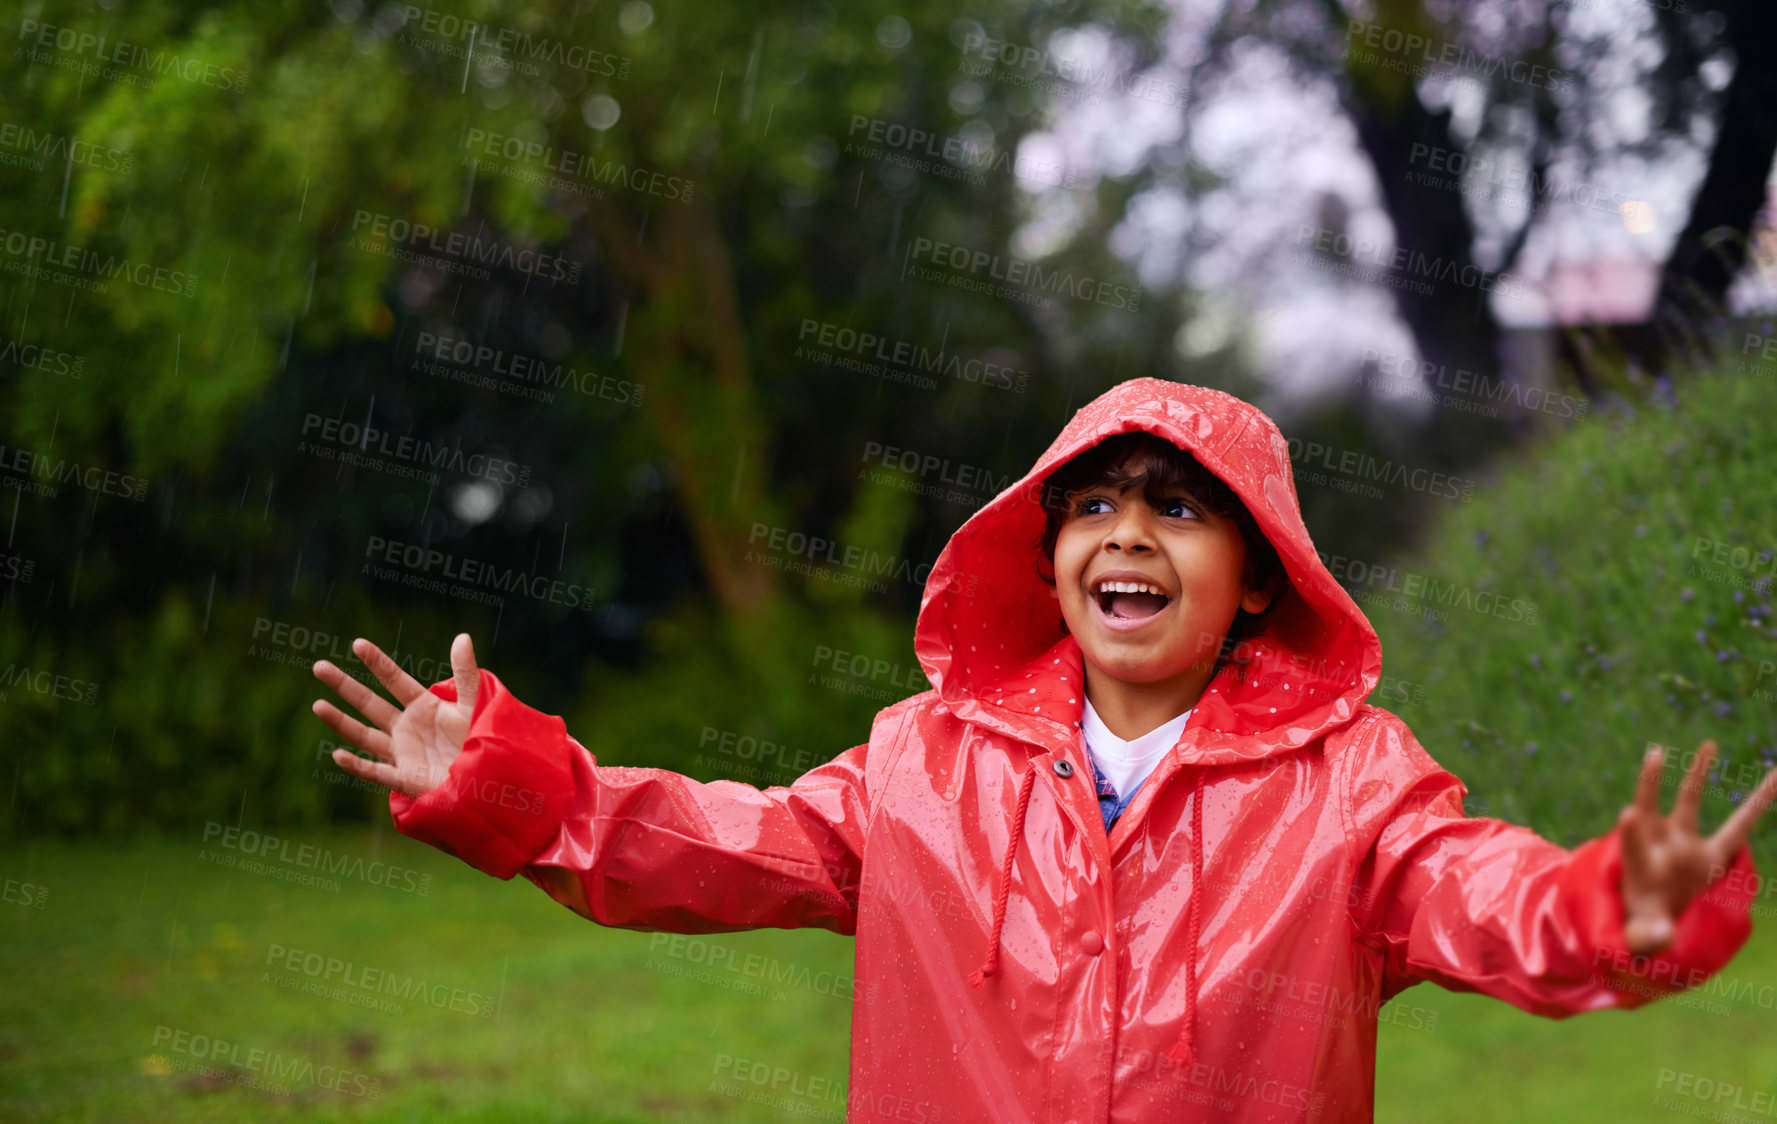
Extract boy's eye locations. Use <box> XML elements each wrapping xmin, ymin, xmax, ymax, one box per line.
<box><xmin>1071</xmin><ymin>494</ymin><xmax>1200</xmax><ymax>518</ymax></box>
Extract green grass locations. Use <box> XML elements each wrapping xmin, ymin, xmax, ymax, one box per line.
<box><xmin>0</xmin><ymin>826</ymin><xmax>856</xmax><ymax>1123</ymax></box>
<box><xmin>3</xmin><ymin>827</ymin><xmax>1775</xmax><ymax>1121</ymax></box>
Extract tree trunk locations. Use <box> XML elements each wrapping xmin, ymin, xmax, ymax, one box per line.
<box><xmin>1637</xmin><ymin>0</ymin><xmax>1777</xmax><ymax>369</ymax></box>
<box><xmin>607</xmin><ymin>195</ymin><xmax>782</xmax><ymax>619</ymax></box>
<box><xmin>1341</xmin><ymin>71</ymin><xmax>1516</xmax><ymax>463</ymax></box>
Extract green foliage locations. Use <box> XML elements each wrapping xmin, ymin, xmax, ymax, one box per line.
<box><xmin>0</xmin><ymin>584</ymin><xmax>443</xmax><ymax>834</ymax></box>
<box><xmin>563</xmin><ymin>465</ymin><xmax>928</xmax><ymax>780</ymax></box>
<box><xmin>4</xmin><ymin>0</ymin><xmax>1225</xmax><ymax>839</ymax></box>
<box><xmin>568</xmin><ymin>594</ymin><xmax>922</xmax><ymax>782</ymax></box>
<box><xmin>1368</xmin><ymin>366</ymin><xmax>1777</xmax><ymax>865</ymax></box>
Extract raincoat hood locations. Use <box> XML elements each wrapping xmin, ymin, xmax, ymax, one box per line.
<box><xmin>915</xmin><ymin>376</ymin><xmax>1383</xmax><ymax>762</ymax></box>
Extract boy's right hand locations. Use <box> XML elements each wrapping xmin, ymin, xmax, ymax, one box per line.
<box><xmin>310</xmin><ymin>633</ymin><xmax>480</xmax><ymax>798</ymax></box>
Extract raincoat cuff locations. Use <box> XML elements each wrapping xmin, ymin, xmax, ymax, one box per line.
<box><xmin>1564</xmin><ymin>826</ymin><xmax>1758</xmax><ymax>1002</ymax></box>
<box><xmin>387</xmin><ymin>668</ymin><xmax>576</xmax><ymax>881</ymax></box>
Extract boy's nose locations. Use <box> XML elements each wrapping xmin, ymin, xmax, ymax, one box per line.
<box><xmin>1105</xmin><ymin>506</ymin><xmax>1158</xmax><ymax>551</ymax></box>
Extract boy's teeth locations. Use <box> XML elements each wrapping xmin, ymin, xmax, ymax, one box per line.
<box><xmin>1097</xmin><ymin>580</ymin><xmax>1164</xmax><ymax>596</ymax></box>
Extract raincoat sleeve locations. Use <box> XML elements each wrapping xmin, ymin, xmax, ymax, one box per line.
<box><xmin>386</xmin><ymin>668</ymin><xmax>900</xmax><ymax>935</ymax></box>
<box><xmin>1342</xmin><ymin>709</ymin><xmax>1760</xmax><ymax>1017</ymax></box>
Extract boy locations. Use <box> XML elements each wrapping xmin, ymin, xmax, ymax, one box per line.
<box><xmin>311</xmin><ymin>377</ymin><xmax>1775</xmax><ymax>1122</ymax></box>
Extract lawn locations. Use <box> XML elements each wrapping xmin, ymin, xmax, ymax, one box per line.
<box><xmin>3</xmin><ymin>824</ymin><xmax>1775</xmax><ymax>1122</ymax></box>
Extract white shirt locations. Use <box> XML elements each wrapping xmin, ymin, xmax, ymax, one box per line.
<box><xmin>1079</xmin><ymin>697</ymin><xmax>1193</xmax><ymax>801</ymax></box>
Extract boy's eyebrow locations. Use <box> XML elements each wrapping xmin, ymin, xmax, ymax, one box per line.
<box><xmin>1072</xmin><ymin>479</ymin><xmax>1217</xmax><ymax>505</ymax></box>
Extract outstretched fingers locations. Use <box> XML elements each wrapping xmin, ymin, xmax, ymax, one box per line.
<box><xmin>1708</xmin><ymin>762</ymin><xmax>1777</xmax><ymax>871</ymax></box>
<box><xmin>450</xmin><ymin>632</ymin><xmax>479</xmax><ymax>713</ymax></box>
<box><xmin>1636</xmin><ymin>744</ymin><xmax>1666</xmax><ymax>821</ymax></box>
<box><xmin>353</xmin><ymin>638</ymin><xmax>427</xmax><ymax>706</ymax></box>
<box><xmin>1674</xmin><ymin>740</ymin><xmax>1716</xmax><ymax>834</ymax></box>
<box><xmin>312</xmin><ymin>699</ymin><xmax>393</xmax><ymax>762</ymax></box>
<box><xmin>1618</xmin><ymin>746</ymin><xmax>1671</xmax><ymax>953</ymax></box>
<box><xmin>330</xmin><ymin>747</ymin><xmax>408</xmax><ymax>795</ymax></box>
<box><xmin>311</xmin><ymin>659</ymin><xmax>400</xmax><ymax>732</ymax></box>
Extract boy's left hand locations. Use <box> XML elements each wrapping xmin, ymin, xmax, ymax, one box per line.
<box><xmin>1619</xmin><ymin>739</ymin><xmax>1777</xmax><ymax>954</ymax></box>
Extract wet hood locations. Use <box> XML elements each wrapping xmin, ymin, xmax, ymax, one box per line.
<box><xmin>913</xmin><ymin>377</ymin><xmax>1383</xmax><ymax>764</ymax></box>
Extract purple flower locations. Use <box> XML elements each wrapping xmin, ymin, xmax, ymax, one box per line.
<box><xmin>1681</xmin><ymin>588</ymin><xmax>1695</xmax><ymax>602</ymax></box>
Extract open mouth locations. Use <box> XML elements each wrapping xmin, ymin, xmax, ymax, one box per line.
<box><xmin>1093</xmin><ymin>580</ymin><xmax>1172</xmax><ymax>623</ymax></box>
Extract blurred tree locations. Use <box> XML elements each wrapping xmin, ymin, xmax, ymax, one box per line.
<box><xmin>1</xmin><ymin>0</ymin><xmax>1256</xmax><ymax>835</ymax></box>
<box><xmin>1195</xmin><ymin>0</ymin><xmax>1774</xmax><ymax>402</ymax></box>
<box><xmin>1636</xmin><ymin>0</ymin><xmax>1777</xmax><ymax>370</ymax></box>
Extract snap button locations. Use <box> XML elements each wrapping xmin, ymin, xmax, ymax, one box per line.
<box><xmin>1052</xmin><ymin>759</ymin><xmax>1075</xmax><ymax>778</ymax></box>
<box><xmin>1079</xmin><ymin>930</ymin><xmax>1104</xmax><ymax>956</ymax></box>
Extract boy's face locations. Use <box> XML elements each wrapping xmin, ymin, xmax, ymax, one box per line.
<box><xmin>1048</xmin><ymin>454</ymin><xmax>1275</xmax><ymax>691</ymax></box>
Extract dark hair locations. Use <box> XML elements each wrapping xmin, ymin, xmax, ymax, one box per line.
<box><xmin>1035</xmin><ymin>431</ymin><xmax>1284</xmax><ymax>667</ymax></box>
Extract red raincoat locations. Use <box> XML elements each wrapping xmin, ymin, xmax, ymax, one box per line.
<box><xmin>390</xmin><ymin>377</ymin><xmax>1759</xmax><ymax>1122</ymax></box>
